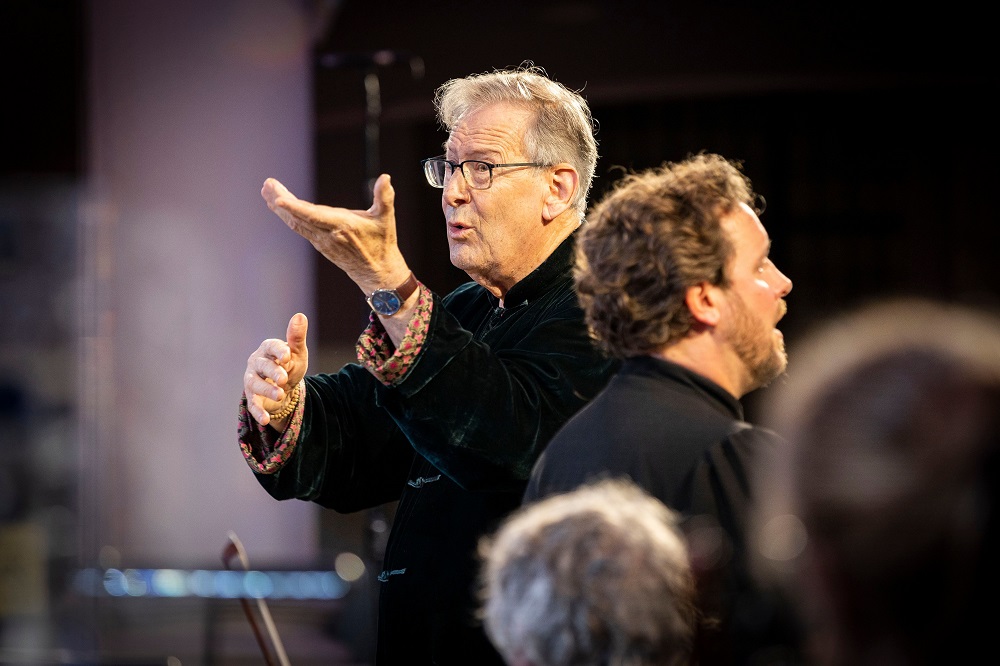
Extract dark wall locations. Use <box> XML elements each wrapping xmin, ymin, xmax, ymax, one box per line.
<box><xmin>6</xmin><ymin>0</ymin><xmax>998</xmax><ymax>384</ymax></box>
<box><xmin>2</xmin><ymin>1</ymin><xmax>85</xmax><ymax>177</ymax></box>
<box><xmin>310</xmin><ymin>2</ymin><xmax>999</xmax><ymax>422</ymax></box>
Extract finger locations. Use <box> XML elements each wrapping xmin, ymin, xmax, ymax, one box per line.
<box><xmin>245</xmin><ymin>365</ymin><xmax>286</xmax><ymax>401</ymax></box>
<box><xmin>272</xmin><ymin>197</ymin><xmax>331</xmax><ymax>243</ymax></box>
<box><xmin>264</xmin><ymin>194</ymin><xmax>308</xmax><ymax>234</ymax></box>
<box><xmin>261</xmin><ymin>179</ymin><xmax>322</xmax><ymax>240</ymax></box>
<box><xmin>261</xmin><ymin>177</ymin><xmax>294</xmax><ymax>208</ymax></box>
<box><xmin>249</xmin><ymin>394</ymin><xmax>271</xmax><ymax>427</ymax></box>
<box><xmin>286</xmin><ymin>312</ymin><xmax>309</xmax><ymax>358</ymax></box>
<box><xmin>257</xmin><ymin>338</ymin><xmax>292</xmax><ymax>366</ymax></box>
<box><xmin>368</xmin><ymin>174</ymin><xmax>394</xmax><ymax>217</ymax></box>
<box><xmin>248</xmin><ymin>344</ymin><xmax>290</xmax><ymax>389</ymax></box>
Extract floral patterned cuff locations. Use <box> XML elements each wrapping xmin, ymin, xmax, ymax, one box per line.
<box><xmin>356</xmin><ymin>283</ymin><xmax>433</xmax><ymax>386</ymax></box>
<box><xmin>237</xmin><ymin>379</ymin><xmax>305</xmax><ymax>474</ymax></box>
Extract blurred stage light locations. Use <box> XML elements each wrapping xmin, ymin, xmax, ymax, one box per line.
<box><xmin>74</xmin><ymin>567</ymin><xmax>350</xmax><ymax>600</ymax></box>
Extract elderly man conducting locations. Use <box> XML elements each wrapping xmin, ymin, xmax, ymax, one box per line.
<box><xmin>237</xmin><ymin>66</ymin><xmax>615</xmax><ymax>664</ymax></box>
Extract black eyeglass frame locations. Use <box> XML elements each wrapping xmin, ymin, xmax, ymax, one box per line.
<box><xmin>420</xmin><ymin>156</ymin><xmax>548</xmax><ymax>190</ymax></box>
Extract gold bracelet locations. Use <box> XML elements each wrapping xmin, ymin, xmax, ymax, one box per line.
<box><xmin>267</xmin><ymin>381</ymin><xmax>302</xmax><ymax>421</ymax></box>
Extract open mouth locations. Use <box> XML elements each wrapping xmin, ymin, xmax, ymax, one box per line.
<box><xmin>448</xmin><ymin>220</ymin><xmax>473</xmax><ymax>236</ymax></box>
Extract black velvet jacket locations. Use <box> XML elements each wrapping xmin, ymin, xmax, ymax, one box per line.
<box><xmin>255</xmin><ymin>233</ymin><xmax>617</xmax><ymax>664</ymax></box>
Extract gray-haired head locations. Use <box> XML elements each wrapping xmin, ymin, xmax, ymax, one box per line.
<box><xmin>434</xmin><ymin>64</ymin><xmax>598</xmax><ymax>218</ymax></box>
<box><xmin>479</xmin><ymin>478</ymin><xmax>698</xmax><ymax>666</ymax></box>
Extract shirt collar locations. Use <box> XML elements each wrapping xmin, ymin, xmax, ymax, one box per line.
<box><xmin>621</xmin><ymin>355</ymin><xmax>745</xmax><ymax>420</ymax></box>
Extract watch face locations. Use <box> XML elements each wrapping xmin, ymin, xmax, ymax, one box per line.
<box><xmin>370</xmin><ymin>289</ymin><xmax>401</xmax><ymax>316</ymax></box>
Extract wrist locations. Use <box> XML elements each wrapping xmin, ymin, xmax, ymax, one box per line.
<box><xmin>367</xmin><ymin>272</ymin><xmax>419</xmax><ymax>317</ymax></box>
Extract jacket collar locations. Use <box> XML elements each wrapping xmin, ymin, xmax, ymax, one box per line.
<box><xmin>493</xmin><ymin>230</ymin><xmax>577</xmax><ymax>309</ymax></box>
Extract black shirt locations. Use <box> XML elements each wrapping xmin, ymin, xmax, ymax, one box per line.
<box><xmin>525</xmin><ymin>355</ymin><xmax>806</xmax><ymax>666</ymax></box>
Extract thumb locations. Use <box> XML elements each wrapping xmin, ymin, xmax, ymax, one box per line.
<box><xmin>286</xmin><ymin>312</ymin><xmax>309</xmax><ymax>356</ymax></box>
<box><xmin>368</xmin><ymin>174</ymin><xmax>395</xmax><ymax>217</ymax></box>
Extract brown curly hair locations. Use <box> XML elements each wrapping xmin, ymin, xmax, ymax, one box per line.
<box><xmin>576</xmin><ymin>152</ymin><xmax>758</xmax><ymax>358</ymax></box>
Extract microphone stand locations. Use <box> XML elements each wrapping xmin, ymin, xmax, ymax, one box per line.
<box><xmin>317</xmin><ymin>50</ymin><xmax>424</xmax><ymax>565</ymax></box>
<box><xmin>317</xmin><ymin>50</ymin><xmax>424</xmax><ymax>200</ymax></box>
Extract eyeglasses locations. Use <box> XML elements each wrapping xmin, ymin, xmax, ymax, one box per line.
<box><xmin>420</xmin><ymin>157</ymin><xmax>547</xmax><ymax>190</ymax></box>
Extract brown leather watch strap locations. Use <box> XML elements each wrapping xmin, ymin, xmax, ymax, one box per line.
<box><xmin>395</xmin><ymin>272</ymin><xmax>419</xmax><ymax>302</ymax></box>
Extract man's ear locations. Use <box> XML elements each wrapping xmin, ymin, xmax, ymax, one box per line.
<box><xmin>542</xmin><ymin>164</ymin><xmax>579</xmax><ymax>221</ymax></box>
<box><xmin>685</xmin><ymin>282</ymin><xmax>723</xmax><ymax>326</ymax></box>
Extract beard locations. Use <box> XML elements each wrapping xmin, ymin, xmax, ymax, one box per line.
<box><xmin>728</xmin><ymin>291</ymin><xmax>788</xmax><ymax>392</ymax></box>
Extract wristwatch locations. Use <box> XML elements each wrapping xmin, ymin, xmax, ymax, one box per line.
<box><xmin>367</xmin><ymin>272</ymin><xmax>419</xmax><ymax>317</ymax></box>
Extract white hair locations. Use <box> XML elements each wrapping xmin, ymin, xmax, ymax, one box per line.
<box><xmin>479</xmin><ymin>478</ymin><xmax>697</xmax><ymax>666</ymax></box>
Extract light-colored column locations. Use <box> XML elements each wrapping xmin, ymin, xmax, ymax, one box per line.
<box><xmin>85</xmin><ymin>0</ymin><xmax>320</xmax><ymax>568</ymax></box>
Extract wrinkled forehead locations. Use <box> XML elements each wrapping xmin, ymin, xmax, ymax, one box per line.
<box><xmin>445</xmin><ymin>102</ymin><xmax>533</xmax><ymax>157</ymax></box>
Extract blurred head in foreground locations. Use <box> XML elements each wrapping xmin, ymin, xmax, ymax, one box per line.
<box><xmin>479</xmin><ymin>478</ymin><xmax>699</xmax><ymax>666</ymax></box>
<box><xmin>750</xmin><ymin>297</ymin><xmax>1000</xmax><ymax>665</ymax></box>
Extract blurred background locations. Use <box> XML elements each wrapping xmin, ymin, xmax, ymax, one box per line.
<box><xmin>1</xmin><ymin>0</ymin><xmax>996</xmax><ymax>663</ymax></box>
